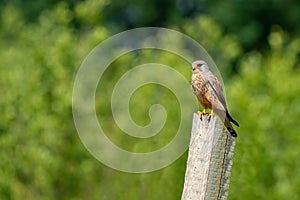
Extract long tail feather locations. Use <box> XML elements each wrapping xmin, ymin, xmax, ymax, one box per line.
<box><xmin>225</xmin><ymin>116</ymin><xmax>238</xmax><ymax>137</ymax></box>
<box><xmin>226</xmin><ymin>111</ymin><xmax>239</xmax><ymax>127</ymax></box>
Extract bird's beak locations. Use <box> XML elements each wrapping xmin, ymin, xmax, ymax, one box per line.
<box><xmin>192</xmin><ymin>65</ymin><xmax>196</xmax><ymax>71</ymax></box>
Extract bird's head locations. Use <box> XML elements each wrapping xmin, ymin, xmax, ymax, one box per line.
<box><xmin>192</xmin><ymin>60</ymin><xmax>210</xmax><ymax>73</ymax></box>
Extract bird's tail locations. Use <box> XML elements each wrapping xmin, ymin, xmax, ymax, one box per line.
<box><xmin>224</xmin><ymin>116</ymin><xmax>238</xmax><ymax>137</ymax></box>
<box><xmin>215</xmin><ymin>110</ymin><xmax>239</xmax><ymax>137</ymax></box>
<box><xmin>226</xmin><ymin>111</ymin><xmax>239</xmax><ymax>127</ymax></box>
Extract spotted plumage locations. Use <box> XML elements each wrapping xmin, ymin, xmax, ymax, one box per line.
<box><xmin>191</xmin><ymin>60</ymin><xmax>239</xmax><ymax>137</ymax></box>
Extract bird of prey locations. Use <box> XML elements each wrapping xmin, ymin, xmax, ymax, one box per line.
<box><xmin>191</xmin><ymin>60</ymin><xmax>239</xmax><ymax>137</ymax></box>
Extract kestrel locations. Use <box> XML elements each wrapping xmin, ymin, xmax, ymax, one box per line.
<box><xmin>191</xmin><ymin>60</ymin><xmax>239</xmax><ymax>137</ymax></box>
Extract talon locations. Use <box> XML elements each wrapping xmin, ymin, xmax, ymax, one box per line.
<box><xmin>198</xmin><ymin>109</ymin><xmax>207</xmax><ymax>120</ymax></box>
<box><xmin>207</xmin><ymin>110</ymin><xmax>214</xmax><ymax>121</ymax></box>
<box><xmin>198</xmin><ymin>111</ymin><xmax>203</xmax><ymax>120</ymax></box>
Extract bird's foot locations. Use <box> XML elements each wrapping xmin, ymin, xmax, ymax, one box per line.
<box><xmin>198</xmin><ymin>109</ymin><xmax>207</xmax><ymax>120</ymax></box>
<box><xmin>207</xmin><ymin>110</ymin><xmax>214</xmax><ymax>121</ymax></box>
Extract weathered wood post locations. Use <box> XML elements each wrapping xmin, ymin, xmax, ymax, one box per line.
<box><xmin>181</xmin><ymin>113</ymin><xmax>236</xmax><ymax>200</ymax></box>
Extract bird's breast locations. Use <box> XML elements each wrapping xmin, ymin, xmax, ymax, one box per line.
<box><xmin>192</xmin><ymin>73</ymin><xmax>212</xmax><ymax>109</ymax></box>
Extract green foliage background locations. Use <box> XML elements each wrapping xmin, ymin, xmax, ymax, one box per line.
<box><xmin>1</xmin><ymin>0</ymin><xmax>300</xmax><ymax>199</ymax></box>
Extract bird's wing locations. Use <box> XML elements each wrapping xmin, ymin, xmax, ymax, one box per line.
<box><xmin>207</xmin><ymin>72</ymin><xmax>227</xmax><ymax>110</ymax></box>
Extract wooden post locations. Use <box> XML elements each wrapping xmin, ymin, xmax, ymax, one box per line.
<box><xmin>181</xmin><ymin>113</ymin><xmax>236</xmax><ymax>200</ymax></box>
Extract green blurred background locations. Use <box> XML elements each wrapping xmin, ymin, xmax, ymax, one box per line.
<box><xmin>1</xmin><ymin>0</ymin><xmax>300</xmax><ymax>199</ymax></box>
